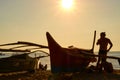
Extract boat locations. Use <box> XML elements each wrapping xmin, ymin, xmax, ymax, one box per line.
<box><xmin>0</xmin><ymin>32</ymin><xmax>119</xmax><ymax>73</ymax></box>
<box><xmin>46</xmin><ymin>31</ymin><xmax>97</xmax><ymax>73</ymax></box>
<box><xmin>0</xmin><ymin>42</ymin><xmax>49</xmax><ymax>73</ymax></box>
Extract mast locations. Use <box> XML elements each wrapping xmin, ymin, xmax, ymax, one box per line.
<box><xmin>91</xmin><ymin>30</ymin><xmax>96</xmax><ymax>53</ymax></box>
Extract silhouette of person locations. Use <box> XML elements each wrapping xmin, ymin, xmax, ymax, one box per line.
<box><xmin>96</xmin><ymin>32</ymin><xmax>113</xmax><ymax>71</ymax></box>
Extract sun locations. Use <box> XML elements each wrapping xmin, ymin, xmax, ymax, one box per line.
<box><xmin>62</xmin><ymin>0</ymin><xmax>73</xmax><ymax>9</ymax></box>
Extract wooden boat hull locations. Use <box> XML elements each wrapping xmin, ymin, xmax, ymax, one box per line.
<box><xmin>46</xmin><ymin>32</ymin><xmax>95</xmax><ymax>73</ymax></box>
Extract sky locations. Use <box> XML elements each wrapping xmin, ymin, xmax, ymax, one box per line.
<box><xmin>0</xmin><ymin>0</ymin><xmax>120</xmax><ymax>52</ymax></box>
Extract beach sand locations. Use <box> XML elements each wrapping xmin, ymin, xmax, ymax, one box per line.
<box><xmin>0</xmin><ymin>70</ymin><xmax>120</xmax><ymax>80</ymax></box>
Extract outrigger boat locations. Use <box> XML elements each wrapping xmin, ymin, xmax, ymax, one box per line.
<box><xmin>46</xmin><ymin>31</ymin><xmax>97</xmax><ymax>73</ymax></box>
<box><xmin>0</xmin><ymin>41</ymin><xmax>49</xmax><ymax>73</ymax></box>
<box><xmin>0</xmin><ymin>31</ymin><xmax>120</xmax><ymax>73</ymax></box>
<box><xmin>46</xmin><ymin>31</ymin><xmax>120</xmax><ymax>73</ymax></box>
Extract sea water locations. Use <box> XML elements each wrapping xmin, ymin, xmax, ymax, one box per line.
<box><xmin>0</xmin><ymin>51</ymin><xmax>120</xmax><ymax>70</ymax></box>
<box><xmin>106</xmin><ymin>51</ymin><xmax>120</xmax><ymax>69</ymax></box>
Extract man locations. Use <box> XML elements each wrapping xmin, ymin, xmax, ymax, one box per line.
<box><xmin>96</xmin><ymin>32</ymin><xmax>113</xmax><ymax>70</ymax></box>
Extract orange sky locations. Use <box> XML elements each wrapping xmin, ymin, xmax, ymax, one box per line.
<box><xmin>0</xmin><ymin>0</ymin><xmax>120</xmax><ymax>51</ymax></box>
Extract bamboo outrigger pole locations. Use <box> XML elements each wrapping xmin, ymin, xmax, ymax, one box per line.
<box><xmin>81</xmin><ymin>51</ymin><xmax>120</xmax><ymax>65</ymax></box>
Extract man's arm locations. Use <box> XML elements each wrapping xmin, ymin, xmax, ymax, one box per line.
<box><xmin>96</xmin><ymin>39</ymin><xmax>100</xmax><ymax>45</ymax></box>
<box><xmin>107</xmin><ymin>39</ymin><xmax>113</xmax><ymax>52</ymax></box>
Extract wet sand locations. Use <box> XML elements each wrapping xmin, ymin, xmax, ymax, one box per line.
<box><xmin>0</xmin><ymin>70</ymin><xmax>120</xmax><ymax>80</ymax></box>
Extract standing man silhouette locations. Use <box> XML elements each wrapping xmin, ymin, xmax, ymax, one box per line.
<box><xmin>96</xmin><ymin>32</ymin><xmax>113</xmax><ymax>71</ymax></box>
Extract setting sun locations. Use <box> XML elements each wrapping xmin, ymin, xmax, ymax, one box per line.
<box><xmin>62</xmin><ymin>0</ymin><xmax>73</xmax><ymax>9</ymax></box>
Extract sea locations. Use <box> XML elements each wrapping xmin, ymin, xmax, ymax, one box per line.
<box><xmin>0</xmin><ymin>51</ymin><xmax>120</xmax><ymax>70</ymax></box>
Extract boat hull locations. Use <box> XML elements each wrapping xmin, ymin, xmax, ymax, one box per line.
<box><xmin>46</xmin><ymin>32</ymin><xmax>94</xmax><ymax>73</ymax></box>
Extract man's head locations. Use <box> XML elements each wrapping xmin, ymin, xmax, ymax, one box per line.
<box><xmin>100</xmin><ymin>32</ymin><xmax>106</xmax><ymax>38</ymax></box>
